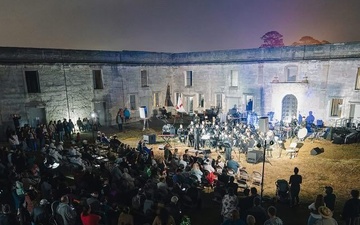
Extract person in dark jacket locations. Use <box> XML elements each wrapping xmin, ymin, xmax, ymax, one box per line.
<box><xmin>31</xmin><ymin>199</ymin><xmax>51</xmax><ymax>225</ymax></box>
<box><xmin>0</xmin><ymin>204</ymin><xmax>17</xmax><ymax>225</ymax></box>
<box><xmin>342</xmin><ymin>189</ymin><xmax>360</xmax><ymax>225</ymax></box>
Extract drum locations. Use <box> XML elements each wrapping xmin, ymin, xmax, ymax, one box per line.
<box><xmin>297</xmin><ymin>127</ymin><xmax>308</xmax><ymax>140</ymax></box>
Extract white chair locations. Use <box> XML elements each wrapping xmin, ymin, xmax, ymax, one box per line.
<box><xmin>286</xmin><ymin>142</ymin><xmax>298</xmax><ymax>159</ymax></box>
<box><xmin>252</xmin><ymin>171</ymin><xmax>262</xmax><ymax>185</ymax></box>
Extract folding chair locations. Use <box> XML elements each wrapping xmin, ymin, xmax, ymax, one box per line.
<box><xmin>286</xmin><ymin>142</ymin><xmax>298</xmax><ymax>159</ymax></box>
<box><xmin>252</xmin><ymin>171</ymin><xmax>262</xmax><ymax>186</ymax></box>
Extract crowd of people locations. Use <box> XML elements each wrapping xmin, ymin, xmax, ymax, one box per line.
<box><xmin>0</xmin><ymin>113</ymin><xmax>359</xmax><ymax>225</ymax></box>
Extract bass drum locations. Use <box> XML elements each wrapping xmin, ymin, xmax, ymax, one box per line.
<box><xmin>297</xmin><ymin>127</ymin><xmax>308</xmax><ymax>140</ymax></box>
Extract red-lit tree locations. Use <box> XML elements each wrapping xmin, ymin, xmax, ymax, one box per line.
<box><xmin>260</xmin><ymin>31</ymin><xmax>285</xmax><ymax>48</ymax></box>
<box><xmin>292</xmin><ymin>36</ymin><xmax>330</xmax><ymax>46</ymax></box>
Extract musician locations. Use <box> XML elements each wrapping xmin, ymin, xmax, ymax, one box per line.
<box><xmin>224</xmin><ymin>141</ymin><xmax>232</xmax><ymax>161</ymax></box>
<box><xmin>193</xmin><ymin>113</ymin><xmax>200</xmax><ymax>124</ymax></box>
<box><xmin>193</xmin><ymin>124</ymin><xmax>201</xmax><ymax>150</ymax></box>
<box><xmin>187</xmin><ymin>128</ymin><xmax>194</xmax><ymax>147</ymax></box>
<box><xmin>161</xmin><ymin>106</ymin><xmax>167</xmax><ymax>116</ymax></box>
<box><xmin>177</xmin><ymin>124</ymin><xmax>186</xmax><ymax>143</ymax></box>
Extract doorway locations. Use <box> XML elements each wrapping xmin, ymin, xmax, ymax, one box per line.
<box><xmin>281</xmin><ymin>94</ymin><xmax>298</xmax><ymax>122</ymax></box>
<box><xmin>185</xmin><ymin>96</ymin><xmax>194</xmax><ymax>114</ymax></box>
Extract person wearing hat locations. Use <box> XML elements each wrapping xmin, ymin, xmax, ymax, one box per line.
<box><xmin>315</xmin><ymin>206</ymin><xmax>338</xmax><ymax>225</ymax></box>
<box><xmin>31</xmin><ymin>199</ymin><xmax>51</xmax><ymax>225</ymax></box>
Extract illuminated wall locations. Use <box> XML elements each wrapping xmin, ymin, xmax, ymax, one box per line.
<box><xmin>0</xmin><ymin>42</ymin><xmax>360</xmax><ymax>140</ymax></box>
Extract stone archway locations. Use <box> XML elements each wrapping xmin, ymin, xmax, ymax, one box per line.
<box><xmin>281</xmin><ymin>94</ymin><xmax>298</xmax><ymax>122</ymax></box>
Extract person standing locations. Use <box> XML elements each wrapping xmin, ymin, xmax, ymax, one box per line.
<box><xmin>13</xmin><ymin>114</ymin><xmax>21</xmax><ymax>133</ymax></box>
<box><xmin>342</xmin><ymin>189</ymin><xmax>360</xmax><ymax>225</ymax></box>
<box><xmin>324</xmin><ymin>186</ymin><xmax>336</xmax><ymax>212</ymax></box>
<box><xmin>289</xmin><ymin>167</ymin><xmax>302</xmax><ymax>207</ymax></box>
<box><xmin>308</xmin><ymin>194</ymin><xmax>325</xmax><ymax>225</ymax></box>
<box><xmin>124</xmin><ymin>108</ymin><xmax>131</xmax><ymax>122</ymax></box>
<box><xmin>116</xmin><ymin>109</ymin><xmax>124</xmax><ymax>132</ymax></box>
<box><xmin>221</xmin><ymin>188</ymin><xmax>239</xmax><ymax>222</ymax></box>
<box><xmin>193</xmin><ymin>124</ymin><xmax>201</xmax><ymax>150</ymax></box>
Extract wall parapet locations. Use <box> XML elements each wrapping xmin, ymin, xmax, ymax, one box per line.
<box><xmin>0</xmin><ymin>41</ymin><xmax>360</xmax><ymax>65</ymax></box>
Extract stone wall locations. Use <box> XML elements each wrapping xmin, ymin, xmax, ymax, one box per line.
<box><xmin>0</xmin><ymin>42</ymin><xmax>360</xmax><ymax>140</ymax></box>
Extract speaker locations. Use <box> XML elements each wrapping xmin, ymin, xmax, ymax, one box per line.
<box><xmin>310</xmin><ymin>147</ymin><xmax>324</xmax><ymax>155</ymax></box>
<box><xmin>139</xmin><ymin>106</ymin><xmax>148</xmax><ymax>119</ymax></box>
<box><xmin>143</xmin><ymin>134</ymin><xmax>156</xmax><ymax>144</ymax></box>
<box><xmin>258</xmin><ymin>117</ymin><xmax>269</xmax><ymax>133</ymax></box>
<box><xmin>247</xmin><ymin>150</ymin><xmax>263</xmax><ymax>164</ymax></box>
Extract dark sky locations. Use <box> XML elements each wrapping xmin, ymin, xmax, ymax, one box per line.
<box><xmin>1</xmin><ymin>0</ymin><xmax>360</xmax><ymax>53</ymax></box>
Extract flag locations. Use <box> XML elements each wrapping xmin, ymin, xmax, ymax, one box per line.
<box><xmin>176</xmin><ymin>97</ymin><xmax>187</xmax><ymax>113</ymax></box>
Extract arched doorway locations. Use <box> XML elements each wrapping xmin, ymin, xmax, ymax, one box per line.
<box><xmin>281</xmin><ymin>94</ymin><xmax>298</xmax><ymax>122</ymax></box>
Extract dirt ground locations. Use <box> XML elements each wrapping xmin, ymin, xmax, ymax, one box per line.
<box><xmin>95</xmin><ymin>120</ymin><xmax>360</xmax><ymax>225</ymax></box>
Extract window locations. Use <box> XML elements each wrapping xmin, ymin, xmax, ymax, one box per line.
<box><xmin>129</xmin><ymin>95</ymin><xmax>136</xmax><ymax>110</ymax></box>
<box><xmin>230</xmin><ymin>70</ymin><xmax>238</xmax><ymax>87</ymax></box>
<box><xmin>356</xmin><ymin>68</ymin><xmax>360</xmax><ymax>90</ymax></box>
<box><xmin>285</xmin><ymin>66</ymin><xmax>298</xmax><ymax>82</ymax></box>
<box><xmin>185</xmin><ymin>71</ymin><xmax>193</xmax><ymax>87</ymax></box>
<box><xmin>93</xmin><ymin>70</ymin><xmax>103</xmax><ymax>89</ymax></box>
<box><xmin>174</xmin><ymin>92</ymin><xmax>181</xmax><ymax>105</ymax></box>
<box><xmin>330</xmin><ymin>98</ymin><xmax>343</xmax><ymax>117</ymax></box>
<box><xmin>153</xmin><ymin>92</ymin><xmax>160</xmax><ymax>107</ymax></box>
<box><xmin>216</xmin><ymin>94</ymin><xmax>222</xmax><ymax>108</ymax></box>
<box><xmin>141</xmin><ymin>70</ymin><xmax>148</xmax><ymax>87</ymax></box>
<box><xmin>25</xmin><ymin>71</ymin><xmax>40</xmax><ymax>93</ymax></box>
<box><xmin>198</xmin><ymin>94</ymin><xmax>204</xmax><ymax>108</ymax></box>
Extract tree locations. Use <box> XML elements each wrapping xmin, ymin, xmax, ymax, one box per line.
<box><xmin>292</xmin><ymin>36</ymin><xmax>330</xmax><ymax>46</ymax></box>
<box><xmin>260</xmin><ymin>31</ymin><xmax>285</xmax><ymax>48</ymax></box>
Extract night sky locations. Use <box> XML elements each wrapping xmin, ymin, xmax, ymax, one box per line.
<box><xmin>1</xmin><ymin>0</ymin><xmax>360</xmax><ymax>53</ymax></box>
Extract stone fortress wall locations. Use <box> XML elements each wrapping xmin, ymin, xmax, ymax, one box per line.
<box><xmin>0</xmin><ymin>42</ymin><xmax>360</xmax><ymax>139</ymax></box>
